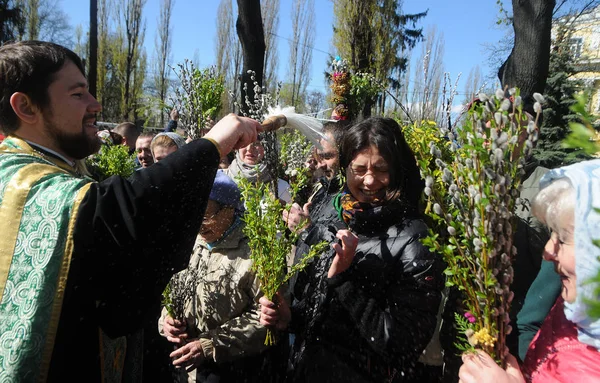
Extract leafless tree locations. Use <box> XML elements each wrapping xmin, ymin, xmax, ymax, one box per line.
<box><xmin>15</xmin><ymin>0</ymin><xmax>40</xmax><ymax>39</ymax></box>
<box><xmin>154</xmin><ymin>0</ymin><xmax>174</xmax><ymax>127</ymax></box>
<box><xmin>117</xmin><ymin>0</ymin><xmax>147</xmax><ymax>120</ymax></box>
<box><xmin>286</xmin><ymin>0</ymin><xmax>315</xmax><ymax>110</ymax></box>
<box><xmin>89</xmin><ymin>0</ymin><xmax>98</xmax><ymax>97</ymax></box>
<box><xmin>305</xmin><ymin>90</ymin><xmax>325</xmax><ymax>115</ymax></box>
<box><xmin>14</xmin><ymin>0</ymin><xmax>72</xmax><ymax>45</ymax></box>
<box><xmin>73</xmin><ymin>24</ymin><xmax>88</xmax><ymax>67</ymax></box>
<box><xmin>408</xmin><ymin>26</ymin><xmax>445</xmax><ymax>124</ymax></box>
<box><xmin>96</xmin><ymin>0</ymin><xmax>111</xmax><ymax>119</ymax></box>
<box><xmin>463</xmin><ymin>65</ymin><xmax>486</xmax><ymax>104</ymax></box>
<box><xmin>262</xmin><ymin>0</ymin><xmax>280</xmax><ymax>94</ymax></box>
<box><xmin>229</xmin><ymin>39</ymin><xmax>243</xmax><ymax>114</ymax></box>
<box><xmin>215</xmin><ymin>0</ymin><xmax>233</xmax><ymax>76</ymax></box>
<box><xmin>215</xmin><ymin>0</ymin><xmax>242</xmax><ymax>115</ymax></box>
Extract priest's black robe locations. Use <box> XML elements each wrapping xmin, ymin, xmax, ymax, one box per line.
<box><xmin>46</xmin><ymin>138</ymin><xmax>220</xmax><ymax>380</ymax></box>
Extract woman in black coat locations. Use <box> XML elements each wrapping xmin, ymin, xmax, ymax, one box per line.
<box><xmin>260</xmin><ymin>117</ymin><xmax>445</xmax><ymax>382</ymax></box>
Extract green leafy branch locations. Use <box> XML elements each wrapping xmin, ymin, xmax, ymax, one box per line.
<box><xmin>238</xmin><ymin>174</ymin><xmax>327</xmax><ymax>345</ymax></box>
<box><xmin>86</xmin><ymin>144</ymin><xmax>136</xmax><ymax>181</ymax></box>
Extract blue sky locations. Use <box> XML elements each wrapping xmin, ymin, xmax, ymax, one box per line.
<box><xmin>60</xmin><ymin>0</ymin><xmax>511</xmax><ymax>105</ymax></box>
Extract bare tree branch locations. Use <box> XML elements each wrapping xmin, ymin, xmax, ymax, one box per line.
<box><xmin>154</xmin><ymin>0</ymin><xmax>174</xmax><ymax>127</ymax></box>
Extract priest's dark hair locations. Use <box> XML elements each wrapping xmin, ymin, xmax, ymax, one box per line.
<box><xmin>0</xmin><ymin>41</ymin><xmax>85</xmax><ymax>134</ymax></box>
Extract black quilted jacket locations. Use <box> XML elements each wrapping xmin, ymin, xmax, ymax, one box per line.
<box><xmin>287</xmin><ymin>196</ymin><xmax>444</xmax><ymax>383</ymax></box>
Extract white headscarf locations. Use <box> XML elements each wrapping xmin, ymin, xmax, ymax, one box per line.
<box><xmin>540</xmin><ymin>159</ymin><xmax>600</xmax><ymax>349</ymax></box>
<box><xmin>151</xmin><ymin>132</ymin><xmax>187</xmax><ymax>149</ymax></box>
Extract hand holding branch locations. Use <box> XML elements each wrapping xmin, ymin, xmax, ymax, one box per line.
<box><xmin>328</xmin><ymin>229</ymin><xmax>359</xmax><ymax>278</ymax></box>
<box><xmin>163</xmin><ymin>315</ymin><xmax>189</xmax><ymax>345</ymax></box>
<box><xmin>283</xmin><ymin>202</ymin><xmax>311</xmax><ymax>231</ymax></box>
<box><xmin>458</xmin><ymin>350</ymin><xmax>524</xmax><ymax>383</ymax></box>
<box><xmin>259</xmin><ymin>292</ymin><xmax>291</xmax><ymax>331</ymax></box>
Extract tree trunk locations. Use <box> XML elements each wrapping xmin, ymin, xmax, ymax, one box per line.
<box><xmin>236</xmin><ymin>0</ymin><xmax>265</xmax><ymax>116</ymax></box>
<box><xmin>89</xmin><ymin>0</ymin><xmax>98</xmax><ymax>98</ymax></box>
<box><xmin>124</xmin><ymin>37</ymin><xmax>134</xmax><ymax>119</ymax></box>
<box><xmin>499</xmin><ymin>0</ymin><xmax>555</xmax><ymax>108</ymax></box>
<box><xmin>363</xmin><ymin>97</ymin><xmax>374</xmax><ymax>118</ymax></box>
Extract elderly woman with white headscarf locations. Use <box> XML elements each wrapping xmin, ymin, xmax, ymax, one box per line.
<box><xmin>458</xmin><ymin>159</ymin><xmax>600</xmax><ymax>383</ymax></box>
<box><xmin>151</xmin><ymin>132</ymin><xmax>187</xmax><ymax>163</ymax></box>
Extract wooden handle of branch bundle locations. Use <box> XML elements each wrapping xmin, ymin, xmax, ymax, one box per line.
<box><xmin>261</xmin><ymin>115</ymin><xmax>288</xmax><ymax>131</ymax></box>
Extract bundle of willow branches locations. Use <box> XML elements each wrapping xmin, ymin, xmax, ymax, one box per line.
<box><xmin>238</xmin><ymin>175</ymin><xmax>328</xmax><ymax>345</ymax></box>
<box><xmin>162</xmin><ymin>268</ymin><xmax>199</xmax><ymax>322</ymax></box>
<box><xmin>416</xmin><ymin>89</ymin><xmax>541</xmax><ymax>366</ymax></box>
<box><xmin>171</xmin><ymin>60</ymin><xmax>224</xmax><ymax>139</ymax></box>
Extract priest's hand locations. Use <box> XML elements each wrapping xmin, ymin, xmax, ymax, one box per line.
<box><xmin>204</xmin><ymin>114</ymin><xmax>263</xmax><ymax>156</ymax></box>
<box><xmin>259</xmin><ymin>292</ymin><xmax>291</xmax><ymax>330</ymax></box>
<box><xmin>170</xmin><ymin>339</ymin><xmax>205</xmax><ymax>372</ymax></box>
<box><xmin>328</xmin><ymin>229</ymin><xmax>358</xmax><ymax>278</ymax></box>
<box><xmin>163</xmin><ymin>315</ymin><xmax>188</xmax><ymax>345</ymax></box>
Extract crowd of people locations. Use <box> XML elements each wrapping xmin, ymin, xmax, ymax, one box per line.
<box><xmin>1</xmin><ymin>40</ymin><xmax>600</xmax><ymax>383</ymax></box>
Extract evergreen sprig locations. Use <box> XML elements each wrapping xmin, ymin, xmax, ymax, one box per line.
<box><xmin>86</xmin><ymin>144</ymin><xmax>136</xmax><ymax>181</ymax></box>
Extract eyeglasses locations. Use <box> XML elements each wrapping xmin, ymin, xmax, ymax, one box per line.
<box><xmin>203</xmin><ymin>203</ymin><xmax>223</xmax><ymax>222</ymax></box>
<box><xmin>349</xmin><ymin>165</ymin><xmax>389</xmax><ymax>178</ymax></box>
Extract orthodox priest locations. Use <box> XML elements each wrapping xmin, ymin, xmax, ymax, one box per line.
<box><xmin>0</xmin><ymin>41</ymin><xmax>261</xmax><ymax>381</ymax></box>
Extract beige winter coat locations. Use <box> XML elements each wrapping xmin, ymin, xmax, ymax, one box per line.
<box><xmin>158</xmin><ymin>223</ymin><xmax>267</xmax><ymax>380</ymax></box>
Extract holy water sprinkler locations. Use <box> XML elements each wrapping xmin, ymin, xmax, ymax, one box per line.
<box><xmin>260</xmin><ymin>106</ymin><xmax>328</xmax><ymax>147</ymax></box>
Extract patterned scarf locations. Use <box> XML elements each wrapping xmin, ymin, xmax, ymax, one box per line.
<box><xmin>333</xmin><ymin>188</ymin><xmax>411</xmax><ymax>235</ymax></box>
<box><xmin>334</xmin><ymin>189</ymin><xmax>381</xmax><ymax>226</ymax></box>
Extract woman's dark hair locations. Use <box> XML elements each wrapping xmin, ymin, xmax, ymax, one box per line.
<box><xmin>339</xmin><ymin>117</ymin><xmax>424</xmax><ymax>209</ymax></box>
<box><xmin>0</xmin><ymin>41</ymin><xmax>85</xmax><ymax>134</ymax></box>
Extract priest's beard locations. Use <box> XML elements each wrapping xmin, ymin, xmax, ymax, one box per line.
<box><xmin>43</xmin><ymin>113</ymin><xmax>101</xmax><ymax>160</ymax></box>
